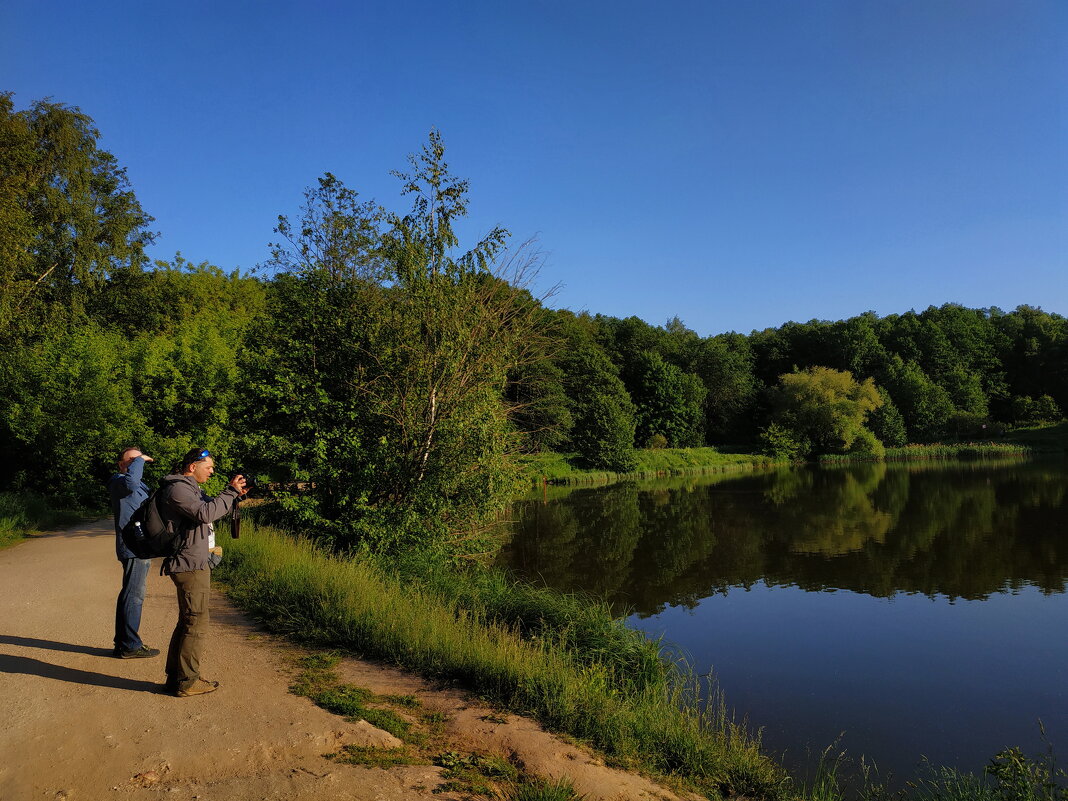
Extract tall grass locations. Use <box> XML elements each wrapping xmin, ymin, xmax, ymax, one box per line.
<box><xmin>0</xmin><ymin>492</ymin><xmax>92</xmax><ymax>549</ymax></box>
<box><xmin>215</xmin><ymin>521</ymin><xmax>790</xmax><ymax>799</ymax></box>
<box><xmin>818</xmin><ymin>442</ymin><xmax>1030</xmax><ymax>465</ymax></box>
<box><xmin>522</xmin><ymin>448</ymin><xmax>782</xmax><ymax>486</ymax></box>
<box><xmin>379</xmin><ymin>550</ymin><xmax>670</xmax><ymax>695</ymax></box>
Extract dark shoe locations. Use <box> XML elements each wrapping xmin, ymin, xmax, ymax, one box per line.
<box><xmin>114</xmin><ymin>645</ymin><xmax>161</xmax><ymax>659</ymax></box>
<box><xmin>176</xmin><ymin>679</ymin><xmax>219</xmax><ymax>697</ymax></box>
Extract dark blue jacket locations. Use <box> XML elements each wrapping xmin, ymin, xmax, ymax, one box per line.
<box><xmin>108</xmin><ymin>456</ymin><xmax>151</xmax><ymax>561</ymax></box>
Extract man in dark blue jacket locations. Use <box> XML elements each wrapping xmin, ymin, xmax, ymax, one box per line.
<box><xmin>108</xmin><ymin>447</ymin><xmax>160</xmax><ymax>659</ymax></box>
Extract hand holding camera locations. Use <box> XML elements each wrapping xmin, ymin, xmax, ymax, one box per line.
<box><xmin>229</xmin><ymin>469</ymin><xmax>254</xmax><ymax>497</ymax></box>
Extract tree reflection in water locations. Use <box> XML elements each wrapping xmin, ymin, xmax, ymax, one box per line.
<box><xmin>498</xmin><ymin>459</ymin><xmax>1068</xmax><ymax>616</ymax></box>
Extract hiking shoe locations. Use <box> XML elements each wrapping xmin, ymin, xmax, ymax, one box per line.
<box><xmin>175</xmin><ymin>679</ymin><xmax>219</xmax><ymax>697</ymax></box>
<box><xmin>114</xmin><ymin>645</ymin><xmax>161</xmax><ymax>659</ymax></box>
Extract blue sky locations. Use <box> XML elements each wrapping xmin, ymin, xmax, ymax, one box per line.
<box><xmin>3</xmin><ymin>0</ymin><xmax>1064</xmax><ymax>336</ymax></box>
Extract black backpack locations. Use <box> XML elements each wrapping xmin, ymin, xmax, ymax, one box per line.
<box><xmin>120</xmin><ymin>488</ymin><xmax>183</xmax><ymax>559</ymax></box>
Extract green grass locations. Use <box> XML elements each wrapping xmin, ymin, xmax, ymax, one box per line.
<box><xmin>818</xmin><ymin>442</ymin><xmax>1031</xmax><ymax>464</ymax></box>
<box><xmin>520</xmin><ymin>448</ymin><xmax>782</xmax><ymax>486</ymax></box>
<box><xmin>509</xmin><ymin>777</ymin><xmax>585</xmax><ymax>800</ymax></box>
<box><xmin>0</xmin><ymin>492</ymin><xmax>94</xmax><ymax>550</ymax></box>
<box><xmin>330</xmin><ymin>745</ymin><xmax>421</xmax><ymax>768</ymax></box>
<box><xmin>1003</xmin><ymin>422</ymin><xmax>1068</xmax><ymax>452</ymax></box>
<box><xmin>289</xmin><ymin>652</ymin><xmax>420</xmax><ymax>743</ymax></box>
<box><xmin>215</xmin><ymin>521</ymin><xmax>790</xmax><ymax>799</ymax></box>
<box><xmin>378</xmin><ymin>548</ymin><xmax>671</xmax><ymax>696</ymax></box>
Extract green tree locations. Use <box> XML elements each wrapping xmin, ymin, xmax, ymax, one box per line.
<box><xmin>507</xmin><ymin>354</ymin><xmax>573</xmax><ymax>453</ymax></box>
<box><xmin>758</xmin><ymin>422</ymin><xmax>808</xmax><ymax>461</ymax></box>
<box><xmin>829</xmin><ymin>313</ymin><xmax>890</xmax><ymax>377</ymax></box>
<box><xmin>882</xmin><ymin>356</ymin><xmax>954</xmax><ymax>441</ymax></box>
<box><xmin>767</xmin><ymin>367</ymin><xmax>882</xmax><ymax>456</ymax></box>
<box><xmin>693</xmin><ymin>333</ymin><xmax>759</xmax><ymax>443</ymax></box>
<box><xmin>561</xmin><ymin>340</ymin><xmax>637</xmax><ymax>472</ymax></box>
<box><xmin>1009</xmin><ymin>395</ymin><xmax>1063</xmax><ymax>426</ymax></box>
<box><xmin>0</xmin><ymin>93</ymin><xmax>155</xmax><ymax>332</ymax></box>
<box><xmin>3</xmin><ymin>324</ymin><xmax>146</xmax><ymax>501</ymax></box>
<box><xmin>631</xmin><ymin>350</ymin><xmax>706</xmax><ymax>447</ymax></box>
<box><xmin>867</xmin><ymin>387</ymin><xmax>908</xmax><ymax>447</ymax></box>
<box><xmin>258</xmin><ymin>133</ymin><xmax>548</xmax><ymax>551</ymax></box>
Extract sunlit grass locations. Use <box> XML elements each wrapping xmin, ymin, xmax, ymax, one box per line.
<box><xmin>215</xmin><ymin>521</ymin><xmax>790</xmax><ymax>799</ymax></box>
<box><xmin>212</xmin><ymin>517</ymin><xmax>1065</xmax><ymax>801</ymax></box>
<box><xmin>818</xmin><ymin>442</ymin><xmax>1031</xmax><ymax>464</ymax></box>
<box><xmin>521</xmin><ymin>448</ymin><xmax>782</xmax><ymax>486</ymax></box>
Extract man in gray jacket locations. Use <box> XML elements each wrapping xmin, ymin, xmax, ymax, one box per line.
<box><xmin>159</xmin><ymin>448</ymin><xmax>245</xmax><ymax>697</ymax></box>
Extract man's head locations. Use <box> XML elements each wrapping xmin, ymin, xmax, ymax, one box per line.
<box><xmin>117</xmin><ymin>447</ymin><xmax>143</xmax><ymax>473</ymax></box>
<box><xmin>179</xmin><ymin>448</ymin><xmax>214</xmax><ymax>484</ymax></box>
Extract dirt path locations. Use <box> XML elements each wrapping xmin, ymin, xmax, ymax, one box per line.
<box><xmin>0</xmin><ymin>521</ymin><xmax>693</xmax><ymax>801</ymax></box>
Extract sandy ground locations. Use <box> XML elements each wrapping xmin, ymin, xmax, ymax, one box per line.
<box><xmin>0</xmin><ymin>521</ymin><xmax>695</xmax><ymax>801</ymax></box>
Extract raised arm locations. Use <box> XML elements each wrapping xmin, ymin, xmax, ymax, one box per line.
<box><xmin>111</xmin><ymin>455</ymin><xmax>146</xmax><ymax>499</ymax></box>
<box><xmin>167</xmin><ymin>479</ymin><xmax>240</xmax><ymax>525</ymax></box>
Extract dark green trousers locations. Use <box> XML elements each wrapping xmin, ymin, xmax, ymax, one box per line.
<box><xmin>165</xmin><ymin>568</ymin><xmax>210</xmax><ymax>691</ymax></box>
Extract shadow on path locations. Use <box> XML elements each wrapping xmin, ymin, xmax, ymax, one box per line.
<box><xmin>0</xmin><ymin>634</ymin><xmax>113</xmax><ymax>657</ymax></box>
<box><xmin>0</xmin><ymin>653</ymin><xmax>161</xmax><ymax>693</ymax></box>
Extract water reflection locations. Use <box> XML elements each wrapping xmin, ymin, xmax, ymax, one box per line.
<box><xmin>498</xmin><ymin>459</ymin><xmax>1068</xmax><ymax>782</ymax></box>
<box><xmin>499</xmin><ymin>459</ymin><xmax>1068</xmax><ymax>616</ymax></box>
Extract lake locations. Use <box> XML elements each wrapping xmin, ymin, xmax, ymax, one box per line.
<box><xmin>496</xmin><ymin>458</ymin><xmax>1068</xmax><ymax>785</ymax></box>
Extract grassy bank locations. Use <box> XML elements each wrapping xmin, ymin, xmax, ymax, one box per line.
<box><xmin>1002</xmin><ymin>422</ymin><xmax>1068</xmax><ymax>452</ymax></box>
<box><xmin>523</xmin><ymin>430</ymin><xmax>1064</xmax><ymax>486</ymax></box>
<box><xmin>213</xmin><ymin>520</ymin><xmax>1068</xmax><ymax>801</ymax></box>
<box><xmin>818</xmin><ymin>442</ymin><xmax>1032</xmax><ymax>465</ymax></box>
<box><xmin>521</xmin><ymin>448</ymin><xmax>782</xmax><ymax>486</ymax></box>
<box><xmin>215</xmin><ymin>520</ymin><xmax>790</xmax><ymax>800</ymax></box>
<box><xmin>0</xmin><ymin>492</ymin><xmax>94</xmax><ymax>550</ymax></box>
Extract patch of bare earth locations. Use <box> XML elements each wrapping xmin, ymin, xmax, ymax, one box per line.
<box><xmin>0</xmin><ymin>521</ymin><xmax>697</xmax><ymax>800</ymax></box>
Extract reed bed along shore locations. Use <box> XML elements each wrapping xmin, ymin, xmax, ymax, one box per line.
<box><xmin>521</xmin><ymin>448</ymin><xmax>782</xmax><ymax>486</ymax></box>
<box><xmin>818</xmin><ymin>442</ymin><xmax>1032</xmax><ymax>465</ymax></box>
<box><xmin>525</xmin><ymin>422</ymin><xmax>1068</xmax><ymax>485</ymax></box>
<box><xmin>214</xmin><ymin>520</ymin><xmax>791</xmax><ymax>800</ymax></box>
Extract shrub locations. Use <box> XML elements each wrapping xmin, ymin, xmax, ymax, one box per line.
<box><xmin>845</xmin><ymin>428</ymin><xmax>885</xmax><ymax>457</ymax></box>
<box><xmin>759</xmin><ymin>423</ymin><xmax>808</xmax><ymax>461</ymax></box>
<box><xmin>644</xmin><ymin>433</ymin><xmax>668</xmax><ymax>450</ymax></box>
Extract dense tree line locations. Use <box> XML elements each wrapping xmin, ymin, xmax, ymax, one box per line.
<box><xmin>1</xmin><ymin>93</ymin><xmax>1064</xmax><ymax>552</ymax></box>
<box><xmin>504</xmin><ymin>302</ymin><xmax>1066</xmax><ymax>465</ymax></box>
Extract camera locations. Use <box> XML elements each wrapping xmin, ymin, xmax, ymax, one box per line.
<box><xmin>231</xmin><ymin>469</ymin><xmax>255</xmax><ymax>495</ymax></box>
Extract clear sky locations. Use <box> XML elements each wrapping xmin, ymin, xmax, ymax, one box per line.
<box><xmin>3</xmin><ymin>0</ymin><xmax>1065</xmax><ymax>336</ymax></box>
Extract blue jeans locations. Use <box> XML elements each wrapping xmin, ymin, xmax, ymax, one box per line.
<box><xmin>114</xmin><ymin>557</ymin><xmax>151</xmax><ymax>652</ymax></box>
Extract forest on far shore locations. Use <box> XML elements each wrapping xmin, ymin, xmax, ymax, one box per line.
<box><xmin>2</xmin><ymin>92</ymin><xmax>1065</xmax><ymax>554</ymax></box>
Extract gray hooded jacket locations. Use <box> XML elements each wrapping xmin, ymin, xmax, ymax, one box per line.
<box><xmin>158</xmin><ymin>474</ymin><xmax>241</xmax><ymax>574</ymax></box>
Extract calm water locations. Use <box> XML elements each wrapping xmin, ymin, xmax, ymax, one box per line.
<box><xmin>496</xmin><ymin>459</ymin><xmax>1068</xmax><ymax>783</ymax></box>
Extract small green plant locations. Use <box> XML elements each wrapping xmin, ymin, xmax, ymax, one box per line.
<box><xmin>332</xmin><ymin>745</ymin><xmax>420</xmax><ymax>768</ymax></box>
<box><xmin>901</xmin><ymin>730</ymin><xmax>1067</xmax><ymax>801</ymax></box>
<box><xmin>645</xmin><ymin>433</ymin><xmax>668</xmax><ymax>450</ymax></box>
<box><xmin>985</xmin><ymin>741</ymin><xmax>1068</xmax><ymax>800</ymax></box>
<box><xmin>383</xmin><ymin>693</ymin><xmax>421</xmax><ymax>709</ymax></box>
<box><xmin>422</xmin><ymin>710</ymin><xmax>448</xmax><ymax>726</ymax></box>
<box><xmin>434</xmin><ymin>750</ymin><xmax>519</xmax><ymax>795</ymax></box>
<box><xmin>509</xmin><ymin>776</ymin><xmax>585</xmax><ymax>801</ymax></box>
<box><xmin>289</xmin><ymin>653</ymin><xmax>417</xmax><ymax>742</ymax></box>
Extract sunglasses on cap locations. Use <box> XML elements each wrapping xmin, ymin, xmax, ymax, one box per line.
<box><xmin>180</xmin><ymin>448</ymin><xmax>212</xmax><ymax>469</ymax></box>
